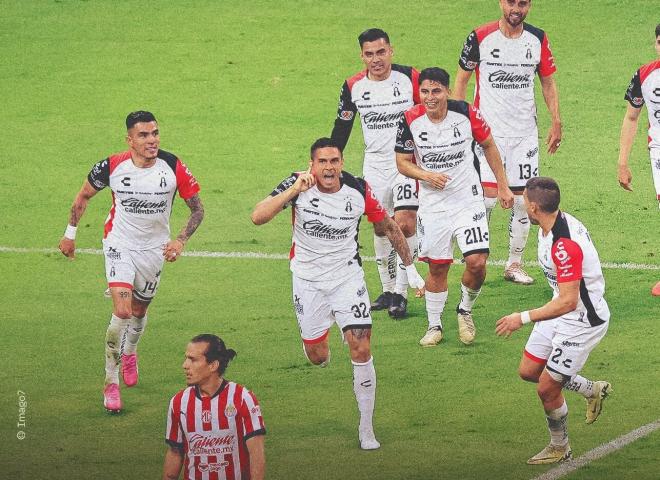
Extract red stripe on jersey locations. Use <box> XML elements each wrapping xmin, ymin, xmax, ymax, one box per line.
<box><xmin>468</xmin><ymin>105</ymin><xmax>491</xmax><ymax>143</ymax></box>
<box><xmin>186</xmin><ymin>390</ymin><xmax>197</xmax><ymax>435</ymax></box>
<box><xmin>481</xmin><ymin>182</ymin><xmax>498</xmax><ymax>189</ymax></box>
<box><xmin>638</xmin><ymin>59</ymin><xmax>660</xmax><ymax>84</ymax></box>
<box><xmin>108</xmin><ymin>151</ymin><xmax>132</xmax><ymax>174</ymax></box>
<box><xmin>103</xmin><ymin>192</ymin><xmax>117</xmax><ymax>238</ymax></box>
<box><xmin>411</xmin><ymin>67</ymin><xmax>421</xmax><ymax>104</ymax></box>
<box><xmin>524</xmin><ymin>349</ymin><xmax>547</xmax><ymax>364</ymax></box>
<box><xmin>474</xmin><ymin>20</ymin><xmax>500</xmax><ymax>43</ymax></box>
<box><xmin>404</xmin><ymin>104</ymin><xmax>426</xmax><ymax>126</ymax></box>
<box><xmin>418</xmin><ymin>256</ymin><xmax>453</xmax><ymax>264</ymax></box>
<box><xmin>218</xmin><ymin>386</ymin><xmax>229</xmax><ymax>430</ymax></box>
<box><xmin>303</xmin><ymin>329</ymin><xmax>330</xmax><ymax>345</ymax></box>
<box><xmin>233</xmin><ymin>386</ymin><xmax>245</xmax><ymax>480</ymax></box>
<box><xmin>175</xmin><ymin>160</ymin><xmax>201</xmax><ymax>199</ymax></box>
<box><xmin>364</xmin><ymin>182</ymin><xmax>387</xmax><ymax>223</ymax></box>
<box><xmin>108</xmin><ymin>282</ymin><xmax>133</xmax><ymax>289</ymax></box>
<box><xmin>346</xmin><ymin>70</ymin><xmax>368</xmax><ymax>91</ymax></box>
<box><xmin>168</xmin><ymin>391</ymin><xmax>184</xmax><ymax>443</ymax></box>
<box><xmin>538</xmin><ymin>33</ymin><xmax>557</xmax><ymax>77</ymax></box>
<box><xmin>551</xmin><ymin>238</ymin><xmax>583</xmax><ymax>283</ymax></box>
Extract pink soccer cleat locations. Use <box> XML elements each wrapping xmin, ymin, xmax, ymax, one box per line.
<box><xmin>121</xmin><ymin>353</ymin><xmax>139</xmax><ymax>387</ymax></box>
<box><xmin>103</xmin><ymin>383</ymin><xmax>122</xmax><ymax>413</ymax></box>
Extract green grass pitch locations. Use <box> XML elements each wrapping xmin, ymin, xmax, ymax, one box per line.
<box><xmin>1</xmin><ymin>1</ymin><xmax>658</xmax><ymax>479</ymax></box>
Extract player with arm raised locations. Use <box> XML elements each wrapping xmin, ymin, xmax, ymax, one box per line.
<box><xmin>58</xmin><ymin>111</ymin><xmax>204</xmax><ymax>413</ymax></box>
<box><xmin>454</xmin><ymin>0</ymin><xmax>561</xmax><ymax>285</ymax></box>
<box><xmin>251</xmin><ymin>137</ymin><xmax>424</xmax><ymax>450</ymax></box>
<box><xmin>331</xmin><ymin>28</ymin><xmax>420</xmax><ymax>319</ymax></box>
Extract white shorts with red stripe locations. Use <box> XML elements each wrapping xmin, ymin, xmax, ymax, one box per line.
<box><xmin>477</xmin><ymin>134</ymin><xmax>539</xmax><ymax>190</ymax></box>
<box><xmin>523</xmin><ymin>318</ymin><xmax>556</xmax><ymax>364</ymax></box>
<box><xmin>103</xmin><ymin>240</ymin><xmax>164</xmax><ymax>302</ymax></box>
<box><xmin>292</xmin><ymin>270</ymin><xmax>372</xmax><ymax>344</ymax></box>
<box><xmin>417</xmin><ymin>202</ymin><xmax>489</xmax><ymax>263</ymax></box>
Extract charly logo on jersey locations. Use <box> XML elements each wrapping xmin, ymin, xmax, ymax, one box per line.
<box><xmin>490</xmin><ymin>48</ymin><xmax>500</xmax><ymax>59</ymax></box>
<box><xmin>121</xmin><ymin>177</ymin><xmax>131</xmax><ymax>187</ymax></box>
<box><xmin>488</xmin><ymin>70</ymin><xmax>532</xmax><ymax>90</ymax></box>
<box><xmin>418</xmin><ymin>131</ymin><xmax>428</xmax><ymax>142</ymax></box>
<box><xmin>362</xmin><ymin>91</ymin><xmax>371</xmax><ymax>101</ymax></box>
<box><xmin>121</xmin><ymin>198</ymin><xmax>168</xmax><ymax>214</ymax></box>
<box><xmin>363</xmin><ymin>111</ymin><xmax>402</xmax><ymax>130</ymax></box>
<box><xmin>302</xmin><ymin>219</ymin><xmax>351</xmax><ymax>240</ymax></box>
<box><xmin>651</xmin><ymin>87</ymin><xmax>660</xmax><ymax>104</ymax></box>
<box><xmin>421</xmin><ymin>150</ymin><xmax>465</xmax><ymax>168</ymax></box>
<box><xmin>310</xmin><ymin>198</ymin><xmax>319</xmax><ymax>208</ymax></box>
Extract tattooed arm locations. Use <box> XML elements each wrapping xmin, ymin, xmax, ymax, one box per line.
<box><xmin>58</xmin><ymin>180</ymin><xmax>100</xmax><ymax>258</ymax></box>
<box><xmin>163</xmin><ymin>194</ymin><xmax>205</xmax><ymax>262</ymax></box>
<box><xmin>377</xmin><ymin>216</ymin><xmax>412</xmax><ymax>266</ymax></box>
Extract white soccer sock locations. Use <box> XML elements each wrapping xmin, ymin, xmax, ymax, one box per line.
<box><xmin>105</xmin><ymin>314</ymin><xmax>127</xmax><ymax>385</ymax></box>
<box><xmin>374</xmin><ymin>235</ymin><xmax>396</xmax><ymax>293</ymax></box>
<box><xmin>123</xmin><ymin>314</ymin><xmax>148</xmax><ymax>355</ymax></box>
<box><xmin>352</xmin><ymin>356</ymin><xmax>377</xmax><ymax>437</ymax></box>
<box><xmin>394</xmin><ymin>235</ymin><xmax>418</xmax><ymax>297</ymax></box>
<box><xmin>545</xmin><ymin>400</ymin><xmax>569</xmax><ymax>447</ymax></box>
<box><xmin>425</xmin><ymin>290</ymin><xmax>447</xmax><ymax>330</ymax></box>
<box><xmin>458</xmin><ymin>283</ymin><xmax>481</xmax><ymax>312</ymax></box>
<box><xmin>508</xmin><ymin>195</ymin><xmax>530</xmax><ymax>267</ymax></box>
<box><xmin>563</xmin><ymin>375</ymin><xmax>594</xmax><ymax>398</ymax></box>
<box><xmin>484</xmin><ymin>196</ymin><xmax>497</xmax><ymax>223</ymax></box>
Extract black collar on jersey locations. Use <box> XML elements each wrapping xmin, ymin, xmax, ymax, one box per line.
<box><xmin>194</xmin><ymin>379</ymin><xmax>228</xmax><ymax>400</ymax></box>
<box><xmin>550</xmin><ymin>210</ymin><xmax>570</xmax><ymax>242</ymax></box>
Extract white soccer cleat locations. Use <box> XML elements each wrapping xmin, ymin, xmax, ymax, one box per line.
<box><xmin>526</xmin><ymin>443</ymin><xmax>572</xmax><ymax>465</ymax></box>
<box><xmin>504</xmin><ymin>262</ymin><xmax>535</xmax><ymax>285</ymax></box>
<box><xmin>585</xmin><ymin>381</ymin><xmax>611</xmax><ymax>424</ymax></box>
<box><xmin>359</xmin><ymin>432</ymin><xmax>381</xmax><ymax>450</ymax></box>
<box><xmin>456</xmin><ymin>308</ymin><xmax>476</xmax><ymax>345</ymax></box>
<box><xmin>419</xmin><ymin>326</ymin><xmax>443</xmax><ymax>346</ymax></box>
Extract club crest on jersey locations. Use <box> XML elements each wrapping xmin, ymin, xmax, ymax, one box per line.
<box><xmin>201</xmin><ymin>410</ymin><xmax>212</xmax><ymax>423</ymax></box>
<box><xmin>393</xmin><ymin>85</ymin><xmax>401</xmax><ymax>97</ymax></box>
<box><xmin>160</xmin><ymin>176</ymin><xmax>167</xmax><ymax>188</ymax></box>
<box><xmin>345</xmin><ymin>199</ymin><xmax>353</xmax><ymax>212</ymax></box>
<box><xmin>110</xmin><ymin>266</ymin><xmax>116</xmax><ymax>277</ymax></box>
<box><xmin>453</xmin><ymin>124</ymin><xmax>461</xmax><ymax>138</ymax></box>
<box><xmin>526</xmin><ymin>48</ymin><xmax>532</xmax><ymax>60</ymax></box>
<box><xmin>224</xmin><ymin>404</ymin><xmax>237</xmax><ymax>418</ymax></box>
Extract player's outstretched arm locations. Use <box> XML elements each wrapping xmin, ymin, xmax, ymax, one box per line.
<box><xmin>58</xmin><ymin>180</ymin><xmax>99</xmax><ymax>259</ymax></box>
<box><xmin>618</xmin><ymin>104</ymin><xmax>642</xmax><ymax>191</ymax></box>
<box><xmin>251</xmin><ymin>170</ymin><xmax>316</xmax><ymax>225</ymax></box>
<box><xmin>540</xmin><ymin>74</ymin><xmax>562</xmax><ymax>154</ymax></box>
<box><xmin>164</xmin><ymin>194</ymin><xmax>205</xmax><ymax>262</ymax></box>
<box><xmin>162</xmin><ymin>446</ymin><xmax>184</xmax><ymax>480</ymax></box>
<box><xmin>246</xmin><ymin>435</ymin><xmax>266</xmax><ymax>480</ymax></box>
<box><xmin>480</xmin><ymin>135</ymin><xmax>514</xmax><ymax>209</ymax></box>
<box><xmin>453</xmin><ymin>68</ymin><xmax>472</xmax><ymax>101</ymax></box>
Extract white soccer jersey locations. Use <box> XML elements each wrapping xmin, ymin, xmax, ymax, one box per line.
<box><xmin>537</xmin><ymin>211</ymin><xmax>610</xmax><ymax>328</ymax></box>
<box><xmin>332</xmin><ymin>65</ymin><xmax>420</xmax><ymax>172</ymax></box>
<box><xmin>87</xmin><ymin>150</ymin><xmax>200</xmax><ymax>250</ymax></box>
<box><xmin>625</xmin><ymin>59</ymin><xmax>660</xmax><ymax>149</ymax></box>
<box><xmin>395</xmin><ymin>101</ymin><xmax>491</xmax><ymax>213</ymax></box>
<box><xmin>166</xmin><ymin>381</ymin><xmax>266</xmax><ymax>480</ymax></box>
<box><xmin>270</xmin><ymin>171</ymin><xmax>386</xmax><ymax>283</ymax></box>
<box><xmin>459</xmin><ymin>21</ymin><xmax>557</xmax><ymax>137</ymax></box>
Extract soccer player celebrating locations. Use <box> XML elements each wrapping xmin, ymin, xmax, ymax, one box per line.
<box><xmin>331</xmin><ymin>28</ymin><xmax>420</xmax><ymax>319</ymax></box>
<box><xmin>163</xmin><ymin>334</ymin><xmax>265</xmax><ymax>480</ymax></box>
<box><xmin>251</xmin><ymin>137</ymin><xmax>424</xmax><ymax>449</ymax></box>
<box><xmin>618</xmin><ymin>24</ymin><xmax>660</xmax><ymax>296</ymax></box>
<box><xmin>396</xmin><ymin>67</ymin><xmax>513</xmax><ymax>346</ymax></box>
<box><xmin>58</xmin><ymin>111</ymin><xmax>204</xmax><ymax>413</ymax></box>
<box><xmin>496</xmin><ymin>177</ymin><xmax>610</xmax><ymax>465</ymax></box>
<box><xmin>454</xmin><ymin>0</ymin><xmax>562</xmax><ymax>285</ymax></box>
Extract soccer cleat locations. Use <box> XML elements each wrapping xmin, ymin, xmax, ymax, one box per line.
<box><xmin>103</xmin><ymin>383</ymin><xmax>122</xmax><ymax>413</ymax></box>
<box><xmin>388</xmin><ymin>294</ymin><xmax>408</xmax><ymax>319</ymax></box>
<box><xmin>652</xmin><ymin>281</ymin><xmax>660</xmax><ymax>297</ymax></box>
<box><xmin>585</xmin><ymin>381</ymin><xmax>611</xmax><ymax>424</ymax></box>
<box><xmin>371</xmin><ymin>291</ymin><xmax>394</xmax><ymax>311</ymax></box>
<box><xmin>359</xmin><ymin>432</ymin><xmax>381</xmax><ymax>450</ymax></box>
<box><xmin>419</xmin><ymin>326</ymin><xmax>443</xmax><ymax>346</ymax></box>
<box><xmin>526</xmin><ymin>443</ymin><xmax>572</xmax><ymax>465</ymax></box>
<box><xmin>121</xmin><ymin>353</ymin><xmax>139</xmax><ymax>387</ymax></box>
<box><xmin>504</xmin><ymin>262</ymin><xmax>535</xmax><ymax>285</ymax></box>
<box><xmin>456</xmin><ymin>307</ymin><xmax>476</xmax><ymax>345</ymax></box>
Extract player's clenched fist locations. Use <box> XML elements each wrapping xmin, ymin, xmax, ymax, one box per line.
<box><xmin>424</xmin><ymin>171</ymin><xmax>451</xmax><ymax>190</ymax></box>
<box><xmin>59</xmin><ymin>237</ymin><xmax>76</xmax><ymax>259</ymax></box>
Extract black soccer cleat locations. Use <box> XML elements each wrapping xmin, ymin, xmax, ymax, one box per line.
<box><xmin>388</xmin><ymin>293</ymin><xmax>408</xmax><ymax>319</ymax></box>
<box><xmin>371</xmin><ymin>291</ymin><xmax>393</xmax><ymax>311</ymax></box>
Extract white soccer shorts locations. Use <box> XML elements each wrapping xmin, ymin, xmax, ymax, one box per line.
<box><xmin>523</xmin><ymin>319</ymin><xmax>556</xmax><ymax>364</ymax></box>
<box><xmin>477</xmin><ymin>134</ymin><xmax>539</xmax><ymax>191</ymax></box>
<box><xmin>292</xmin><ymin>270</ymin><xmax>372</xmax><ymax>344</ymax></box>
<box><xmin>544</xmin><ymin>320</ymin><xmax>609</xmax><ymax>380</ymax></box>
<box><xmin>364</xmin><ymin>166</ymin><xmax>418</xmax><ymax>217</ymax></box>
<box><xmin>103</xmin><ymin>240</ymin><xmax>164</xmax><ymax>302</ymax></box>
<box><xmin>417</xmin><ymin>202</ymin><xmax>490</xmax><ymax>263</ymax></box>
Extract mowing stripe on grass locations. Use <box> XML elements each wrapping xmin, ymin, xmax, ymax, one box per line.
<box><xmin>530</xmin><ymin>419</ymin><xmax>660</xmax><ymax>480</ymax></box>
<box><xmin>1</xmin><ymin>246</ymin><xmax>659</xmax><ymax>270</ymax></box>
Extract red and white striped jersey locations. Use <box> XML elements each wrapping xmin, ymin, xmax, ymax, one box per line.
<box><xmin>537</xmin><ymin>211</ymin><xmax>610</xmax><ymax>327</ymax></box>
<box><xmin>87</xmin><ymin>150</ymin><xmax>200</xmax><ymax>250</ymax></box>
<box><xmin>331</xmin><ymin>65</ymin><xmax>420</xmax><ymax>172</ymax></box>
<box><xmin>270</xmin><ymin>171</ymin><xmax>386</xmax><ymax>283</ymax></box>
<box><xmin>458</xmin><ymin>21</ymin><xmax>556</xmax><ymax>137</ymax></box>
<box><xmin>624</xmin><ymin>59</ymin><xmax>660</xmax><ymax>148</ymax></box>
<box><xmin>165</xmin><ymin>381</ymin><xmax>266</xmax><ymax>480</ymax></box>
<box><xmin>395</xmin><ymin>101</ymin><xmax>490</xmax><ymax>212</ymax></box>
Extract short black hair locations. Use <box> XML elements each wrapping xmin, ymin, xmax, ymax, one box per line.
<box><xmin>190</xmin><ymin>334</ymin><xmax>237</xmax><ymax>377</ymax></box>
<box><xmin>525</xmin><ymin>177</ymin><xmax>561</xmax><ymax>213</ymax></box>
<box><xmin>656</xmin><ymin>24</ymin><xmax>660</xmax><ymax>37</ymax></box>
<box><xmin>310</xmin><ymin>137</ymin><xmax>342</xmax><ymax>159</ymax></box>
<box><xmin>419</xmin><ymin>67</ymin><xmax>450</xmax><ymax>88</ymax></box>
<box><xmin>126</xmin><ymin>111</ymin><xmax>157</xmax><ymax>130</ymax></box>
<box><xmin>358</xmin><ymin>28</ymin><xmax>390</xmax><ymax>47</ymax></box>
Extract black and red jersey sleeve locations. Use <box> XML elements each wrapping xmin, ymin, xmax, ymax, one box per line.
<box><xmin>538</xmin><ymin>33</ymin><xmax>557</xmax><ymax>77</ymax></box>
<box><xmin>395</xmin><ymin>116</ymin><xmax>415</xmax><ymax>154</ymax></box>
<box><xmin>624</xmin><ymin>69</ymin><xmax>644</xmax><ymax>108</ymax></box>
<box><xmin>270</xmin><ymin>172</ymin><xmax>300</xmax><ymax>207</ymax></box>
<box><xmin>175</xmin><ymin>160</ymin><xmax>200</xmax><ymax>199</ymax></box>
<box><xmin>551</xmin><ymin>238</ymin><xmax>584</xmax><ymax>283</ymax></box>
<box><xmin>468</xmin><ymin>104</ymin><xmax>491</xmax><ymax>143</ymax></box>
<box><xmin>363</xmin><ymin>181</ymin><xmax>387</xmax><ymax>223</ymax></box>
<box><xmin>87</xmin><ymin>158</ymin><xmax>110</xmax><ymax>191</ymax></box>
<box><xmin>331</xmin><ymin>81</ymin><xmax>357</xmax><ymax>152</ymax></box>
<box><xmin>458</xmin><ymin>30</ymin><xmax>480</xmax><ymax>71</ymax></box>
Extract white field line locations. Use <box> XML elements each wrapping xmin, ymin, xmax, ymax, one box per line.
<box><xmin>530</xmin><ymin>419</ymin><xmax>660</xmax><ymax>480</ymax></box>
<box><xmin>1</xmin><ymin>246</ymin><xmax>659</xmax><ymax>271</ymax></box>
